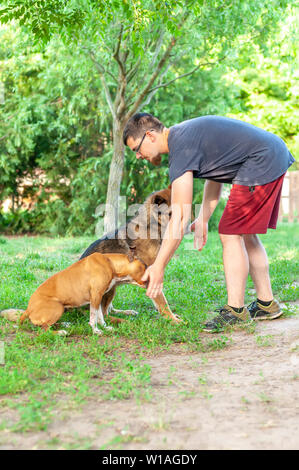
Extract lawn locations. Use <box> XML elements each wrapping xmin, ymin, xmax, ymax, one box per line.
<box><xmin>0</xmin><ymin>224</ymin><xmax>298</xmax><ymax>436</ymax></box>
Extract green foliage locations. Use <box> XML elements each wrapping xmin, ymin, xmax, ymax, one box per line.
<box><xmin>0</xmin><ymin>27</ymin><xmax>112</xmax><ymax>234</ymax></box>
<box><xmin>0</xmin><ymin>208</ymin><xmax>37</xmax><ymax>234</ymax></box>
<box><xmin>0</xmin><ymin>0</ymin><xmax>85</xmax><ymax>43</ymax></box>
<box><xmin>225</xmin><ymin>11</ymin><xmax>299</xmax><ymax>163</ymax></box>
<box><xmin>0</xmin><ymin>1</ymin><xmax>298</xmax><ymax>234</ymax></box>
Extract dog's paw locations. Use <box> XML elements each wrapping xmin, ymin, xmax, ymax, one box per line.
<box><xmin>172</xmin><ymin>314</ymin><xmax>183</xmax><ymax>324</ymax></box>
<box><xmin>112</xmin><ymin>308</ymin><xmax>139</xmax><ymax>316</ymax></box>
<box><xmin>92</xmin><ymin>327</ymin><xmax>103</xmax><ymax>335</ymax></box>
<box><xmin>104</xmin><ymin>325</ymin><xmax>114</xmax><ymax>331</ymax></box>
<box><xmin>123</xmin><ymin>309</ymin><xmax>139</xmax><ymax>316</ymax></box>
<box><xmin>56</xmin><ymin>329</ymin><xmax>68</xmax><ymax>337</ymax></box>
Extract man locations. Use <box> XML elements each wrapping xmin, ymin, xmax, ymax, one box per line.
<box><xmin>123</xmin><ymin>113</ymin><xmax>295</xmax><ymax>332</ymax></box>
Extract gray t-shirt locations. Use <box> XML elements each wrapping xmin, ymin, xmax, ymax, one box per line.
<box><xmin>168</xmin><ymin>116</ymin><xmax>295</xmax><ymax>185</ymax></box>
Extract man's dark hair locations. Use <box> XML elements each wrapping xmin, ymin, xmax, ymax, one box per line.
<box><xmin>123</xmin><ymin>113</ymin><xmax>164</xmax><ymax>145</ymax></box>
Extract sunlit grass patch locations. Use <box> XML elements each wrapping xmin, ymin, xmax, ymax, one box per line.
<box><xmin>0</xmin><ymin>224</ymin><xmax>298</xmax><ymax>433</ymax></box>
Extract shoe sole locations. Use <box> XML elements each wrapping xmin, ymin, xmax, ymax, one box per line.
<box><xmin>202</xmin><ymin>320</ymin><xmax>250</xmax><ymax>333</ymax></box>
<box><xmin>202</xmin><ymin>328</ymin><xmax>223</xmax><ymax>333</ymax></box>
<box><xmin>251</xmin><ymin>310</ymin><xmax>283</xmax><ymax>321</ymax></box>
<box><xmin>204</xmin><ymin>311</ymin><xmax>283</xmax><ymax>331</ymax></box>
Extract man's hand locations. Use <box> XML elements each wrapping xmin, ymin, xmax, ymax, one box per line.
<box><xmin>141</xmin><ymin>171</ymin><xmax>193</xmax><ymax>299</ymax></box>
<box><xmin>142</xmin><ymin>263</ymin><xmax>165</xmax><ymax>299</ymax></box>
<box><xmin>190</xmin><ymin>217</ymin><xmax>208</xmax><ymax>251</ymax></box>
<box><xmin>189</xmin><ymin>180</ymin><xmax>222</xmax><ymax>251</ymax></box>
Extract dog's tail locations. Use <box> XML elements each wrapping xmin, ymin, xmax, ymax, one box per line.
<box><xmin>20</xmin><ymin>310</ymin><xmax>29</xmax><ymax>324</ymax></box>
<box><xmin>0</xmin><ymin>308</ymin><xmax>25</xmax><ymax>322</ymax></box>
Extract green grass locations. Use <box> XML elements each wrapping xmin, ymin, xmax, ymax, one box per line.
<box><xmin>0</xmin><ymin>224</ymin><xmax>298</xmax><ymax>434</ymax></box>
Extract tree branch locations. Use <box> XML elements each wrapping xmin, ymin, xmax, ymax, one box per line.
<box><xmin>111</xmin><ymin>25</ymin><xmax>129</xmax><ymax>118</ymax></box>
<box><xmin>124</xmin><ymin>40</ymin><xmax>176</xmax><ymax>119</ymax></box>
<box><xmin>113</xmin><ymin>25</ymin><xmax>126</xmax><ymax>78</ymax></box>
<box><xmin>86</xmin><ymin>49</ymin><xmax>116</xmax><ymax>120</ymax></box>
<box><xmin>148</xmin><ymin>56</ymin><xmax>227</xmax><ymax>94</ymax></box>
<box><xmin>138</xmin><ymin>59</ymin><xmax>174</xmax><ymax>109</ymax></box>
<box><xmin>100</xmin><ymin>75</ymin><xmax>116</xmax><ymax>120</ymax></box>
<box><xmin>113</xmin><ymin>25</ymin><xmax>123</xmax><ymax>59</ymax></box>
<box><xmin>149</xmin><ymin>29</ymin><xmax>165</xmax><ymax>69</ymax></box>
<box><xmin>126</xmin><ymin>57</ymin><xmax>141</xmax><ymax>84</ymax></box>
<box><xmin>124</xmin><ymin>13</ymin><xmax>190</xmax><ymax>121</ymax></box>
<box><xmin>84</xmin><ymin>47</ymin><xmax>118</xmax><ymax>83</ymax></box>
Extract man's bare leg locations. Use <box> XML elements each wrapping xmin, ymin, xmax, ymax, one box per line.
<box><xmin>219</xmin><ymin>233</ymin><xmax>249</xmax><ymax>308</ymax></box>
<box><xmin>243</xmin><ymin>234</ymin><xmax>273</xmax><ymax>301</ymax></box>
<box><xmin>202</xmin><ymin>233</ymin><xmax>250</xmax><ymax>332</ymax></box>
<box><xmin>243</xmin><ymin>233</ymin><xmax>282</xmax><ymax>319</ymax></box>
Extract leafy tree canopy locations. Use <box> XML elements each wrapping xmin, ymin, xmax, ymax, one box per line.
<box><xmin>0</xmin><ymin>1</ymin><xmax>297</xmax><ymax>234</ymax></box>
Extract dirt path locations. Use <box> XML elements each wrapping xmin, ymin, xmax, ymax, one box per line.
<box><xmin>1</xmin><ymin>315</ymin><xmax>299</xmax><ymax>450</ymax></box>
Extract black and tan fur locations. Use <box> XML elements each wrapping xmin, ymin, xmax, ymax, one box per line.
<box><xmin>80</xmin><ymin>186</ymin><xmax>181</xmax><ymax>324</ymax></box>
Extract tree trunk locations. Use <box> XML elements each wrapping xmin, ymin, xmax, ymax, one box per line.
<box><xmin>104</xmin><ymin>118</ymin><xmax>126</xmax><ymax>234</ymax></box>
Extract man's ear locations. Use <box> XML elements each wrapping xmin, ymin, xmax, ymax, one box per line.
<box><xmin>147</xmin><ymin>129</ymin><xmax>159</xmax><ymax>142</ymax></box>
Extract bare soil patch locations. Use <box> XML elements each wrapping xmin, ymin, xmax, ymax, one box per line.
<box><xmin>1</xmin><ymin>315</ymin><xmax>299</xmax><ymax>450</ymax></box>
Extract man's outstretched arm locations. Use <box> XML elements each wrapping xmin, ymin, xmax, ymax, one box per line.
<box><xmin>142</xmin><ymin>171</ymin><xmax>193</xmax><ymax>299</ymax></box>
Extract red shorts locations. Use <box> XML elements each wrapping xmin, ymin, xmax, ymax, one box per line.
<box><xmin>218</xmin><ymin>174</ymin><xmax>285</xmax><ymax>235</ymax></box>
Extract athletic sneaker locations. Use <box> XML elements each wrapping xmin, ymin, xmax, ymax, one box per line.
<box><xmin>202</xmin><ymin>305</ymin><xmax>251</xmax><ymax>333</ymax></box>
<box><xmin>247</xmin><ymin>299</ymin><xmax>282</xmax><ymax>320</ymax></box>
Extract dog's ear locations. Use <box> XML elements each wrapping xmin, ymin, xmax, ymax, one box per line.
<box><xmin>153</xmin><ymin>194</ymin><xmax>167</xmax><ymax>206</ymax></box>
<box><xmin>128</xmin><ymin>248</ymin><xmax>136</xmax><ymax>262</ymax></box>
<box><xmin>168</xmin><ymin>183</ymin><xmax>172</xmax><ymax>189</ymax></box>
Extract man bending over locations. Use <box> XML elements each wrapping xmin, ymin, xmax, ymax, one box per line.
<box><xmin>123</xmin><ymin>113</ymin><xmax>294</xmax><ymax>332</ymax></box>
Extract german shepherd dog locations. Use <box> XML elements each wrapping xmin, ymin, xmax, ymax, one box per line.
<box><xmin>80</xmin><ymin>186</ymin><xmax>181</xmax><ymax>324</ymax></box>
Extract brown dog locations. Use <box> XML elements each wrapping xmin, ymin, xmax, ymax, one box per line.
<box><xmin>80</xmin><ymin>186</ymin><xmax>181</xmax><ymax>323</ymax></box>
<box><xmin>20</xmin><ymin>253</ymin><xmax>146</xmax><ymax>334</ymax></box>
